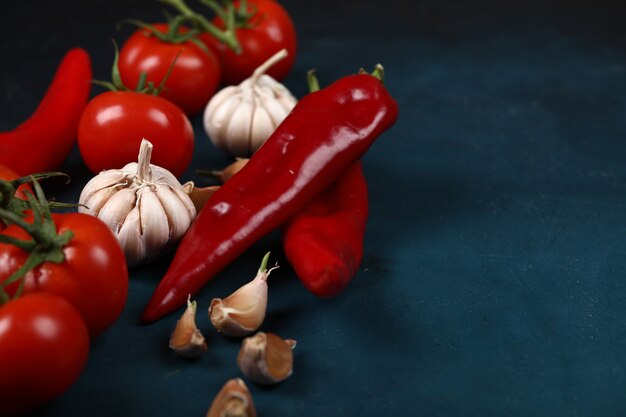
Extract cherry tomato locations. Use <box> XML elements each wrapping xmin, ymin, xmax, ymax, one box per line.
<box><xmin>206</xmin><ymin>0</ymin><xmax>297</xmax><ymax>85</ymax></box>
<box><xmin>0</xmin><ymin>212</ymin><xmax>129</xmax><ymax>338</ymax></box>
<box><xmin>78</xmin><ymin>91</ymin><xmax>194</xmax><ymax>177</ymax></box>
<box><xmin>119</xmin><ymin>23</ymin><xmax>221</xmax><ymax>116</ymax></box>
<box><xmin>0</xmin><ymin>292</ymin><xmax>90</xmax><ymax>416</ymax></box>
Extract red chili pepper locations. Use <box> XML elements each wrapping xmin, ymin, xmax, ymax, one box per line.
<box><xmin>281</xmin><ymin>161</ymin><xmax>368</xmax><ymax>298</ymax></box>
<box><xmin>0</xmin><ymin>48</ymin><xmax>92</xmax><ymax>175</ymax></box>
<box><xmin>141</xmin><ymin>68</ymin><xmax>398</xmax><ymax>323</ymax></box>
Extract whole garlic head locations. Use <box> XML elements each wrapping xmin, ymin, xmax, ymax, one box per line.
<box><xmin>78</xmin><ymin>139</ymin><xmax>196</xmax><ymax>266</ymax></box>
<box><xmin>203</xmin><ymin>49</ymin><xmax>297</xmax><ymax>157</ymax></box>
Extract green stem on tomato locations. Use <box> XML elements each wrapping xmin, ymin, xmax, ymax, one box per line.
<box><xmin>6</xmin><ymin>252</ymin><xmax>46</xmax><ymax>300</ymax></box>
<box><xmin>197</xmin><ymin>0</ymin><xmax>228</xmax><ymax>21</ymax></box>
<box><xmin>0</xmin><ymin>179</ymin><xmax>75</xmax><ymax>305</ymax></box>
<box><xmin>159</xmin><ymin>0</ymin><xmax>241</xmax><ymax>52</ymax></box>
<box><xmin>0</xmin><ymin>172</ymin><xmax>71</xmax><ymax>228</ymax></box>
<box><xmin>0</xmin><ymin>233</ymin><xmax>36</xmax><ymax>252</ymax></box>
<box><xmin>110</xmin><ymin>40</ymin><xmax>129</xmax><ymax>91</ymax></box>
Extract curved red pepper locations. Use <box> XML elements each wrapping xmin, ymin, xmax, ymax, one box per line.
<box><xmin>141</xmin><ymin>72</ymin><xmax>398</xmax><ymax>322</ymax></box>
<box><xmin>0</xmin><ymin>48</ymin><xmax>92</xmax><ymax>174</ymax></box>
<box><xmin>281</xmin><ymin>161</ymin><xmax>368</xmax><ymax>298</ymax></box>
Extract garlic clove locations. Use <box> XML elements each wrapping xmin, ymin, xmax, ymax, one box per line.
<box><xmin>78</xmin><ymin>170</ymin><xmax>126</xmax><ymax>206</ymax></box>
<box><xmin>137</xmin><ymin>188</ymin><xmax>171</xmax><ymax>259</ymax></box>
<box><xmin>207</xmin><ymin>91</ymin><xmax>241</xmax><ymax>149</ymax></box>
<box><xmin>213</xmin><ymin>158</ymin><xmax>249</xmax><ymax>184</ymax></box>
<box><xmin>169</xmin><ymin>297</ymin><xmax>208</xmax><ymax>358</ymax></box>
<box><xmin>224</xmin><ymin>100</ymin><xmax>255</xmax><ymax>156</ymax></box>
<box><xmin>256</xmin><ymin>85</ymin><xmax>292</xmax><ymax>127</ymax></box>
<box><xmin>155</xmin><ymin>185</ymin><xmax>195</xmax><ymax>242</ymax></box>
<box><xmin>96</xmin><ymin>187</ymin><xmax>137</xmax><ymax>232</ymax></box>
<box><xmin>116</xmin><ymin>200</ymin><xmax>145</xmax><ymax>266</ymax></box>
<box><xmin>250</xmin><ymin>102</ymin><xmax>275</xmax><ymax>151</ymax></box>
<box><xmin>237</xmin><ymin>332</ymin><xmax>296</xmax><ymax>385</ymax></box>
<box><xmin>79</xmin><ymin>182</ymin><xmax>121</xmax><ymax>215</ymax></box>
<box><xmin>187</xmin><ymin>185</ymin><xmax>220</xmax><ymax>212</ymax></box>
<box><xmin>204</xmin><ymin>85</ymin><xmax>238</xmax><ymax>127</ymax></box>
<box><xmin>206</xmin><ymin>378</ymin><xmax>256</xmax><ymax>417</ymax></box>
<box><xmin>209</xmin><ymin>252</ymin><xmax>277</xmax><ymax>337</ymax></box>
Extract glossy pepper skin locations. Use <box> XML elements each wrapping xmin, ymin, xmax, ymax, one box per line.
<box><xmin>141</xmin><ymin>72</ymin><xmax>398</xmax><ymax>322</ymax></box>
<box><xmin>281</xmin><ymin>162</ymin><xmax>367</xmax><ymax>298</ymax></box>
<box><xmin>0</xmin><ymin>49</ymin><xmax>92</xmax><ymax>174</ymax></box>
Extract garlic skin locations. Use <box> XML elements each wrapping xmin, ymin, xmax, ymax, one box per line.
<box><xmin>213</xmin><ymin>158</ymin><xmax>249</xmax><ymax>183</ymax></box>
<box><xmin>209</xmin><ymin>252</ymin><xmax>278</xmax><ymax>337</ymax></box>
<box><xmin>206</xmin><ymin>378</ymin><xmax>256</xmax><ymax>417</ymax></box>
<box><xmin>78</xmin><ymin>139</ymin><xmax>196</xmax><ymax>266</ymax></box>
<box><xmin>169</xmin><ymin>297</ymin><xmax>208</xmax><ymax>358</ymax></box>
<box><xmin>203</xmin><ymin>49</ymin><xmax>297</xmax><ymax>157</ymax></box>
<box><xmin>237</xmin><ymin>332</ymin><xmax>296</xmax><ymax>385</ymax></box>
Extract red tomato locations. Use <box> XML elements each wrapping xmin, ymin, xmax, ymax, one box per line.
<box><xmin>78</xmin><ymin>91</ymin><xmax>194</xmax><ymax>177</ymax></box>
<box><xmin>0</xmin><ymin>212</ymin><xmax>129</xmax><ymax>338</ymax></box>
<box><xmin>0</xmin><ymin>292</ymin><xmax>90</xmax><ymax>416</ymax></box>
<box><xmin>205</xmin><ymin>0</ymin><xmax>297</xmax><ymax>85</ymax></box>
<box><xmin>119</xmin><ymin>23</ymin><xmax>221</xmax><ymax>116</ymax></box>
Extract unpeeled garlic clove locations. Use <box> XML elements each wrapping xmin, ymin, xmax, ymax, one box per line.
<box><xmin>237</xmin><ymin>332</ymin><xmax>296</xmax><ymax>385</ymax></box>
<box><xmin>209</xmin><ymin>252</ymin><xmax>278</xmax><ymax>337</ymax></box>
<box><xmin>212</xmin><ymin>158</ymin><xmax>249</xmax><ymax>183</ymax></box>
<box><xmin>206</xmin><ymin>378</ymin><xmax>256</xmax><ymax>417</ymax></box>
<box><xmin>184</xmin><ymin>183</ymin><xmax>221</xmax><ymax>212</ymax></box>
<box><xmin>169</xmin><ymin>297</ymin><xmax>208</xmax><ymax>358</ymax></box>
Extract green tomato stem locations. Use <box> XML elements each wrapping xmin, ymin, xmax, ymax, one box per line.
<box><xmin>160</xmin><ymin>0</ymin><xmax>241</xmax><ymax>53</ymax></box>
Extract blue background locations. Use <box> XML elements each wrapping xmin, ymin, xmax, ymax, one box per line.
<box><xmin>2</xmin><ymin>0</ymin><xmax>626</xmax><ymax>416</ymax></box>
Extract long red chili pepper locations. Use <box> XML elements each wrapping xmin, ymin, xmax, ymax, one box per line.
<box><xmin>0</xmin><ymin>48</ymin><xmax>92</xmax><ymax>174</ymax></box>
<box><xmin>281</xmin><ymin>161</ymin><xmax>368</xmax><ymax>298</ymax></box>
<box><xmin>141</xmin><ymin>67</ymin><xmax>398</xmax><ymax>323</ymax></box>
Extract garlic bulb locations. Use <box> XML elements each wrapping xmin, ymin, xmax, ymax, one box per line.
<box><xmin>78</xmin><ymin>139</ymin><xmax>196</xmax><ymax>266</ymax></box>
<box><xmin>237</xmin><ymin>332</ymin><xmax>296</xmax><ymax>385</ymax></box>
<box><xmin>209</xmin><ymin>252</ymin><xmax>278</xmax><ymax>337</ymax></box>
<box><xmin>203</xmin><ymin>49</ymin><xmax>297</xmax><ymax>157</ymax></box>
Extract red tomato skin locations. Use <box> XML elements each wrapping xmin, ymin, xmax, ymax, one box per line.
<box><xmin>77</xmin><ymin>91</ymin><xmax>194</xmax><ymax>177</ymax></box>
<box><xmin>119</xmin><ymin>23</ymin><xmax>222</xmax><ymax>116</ymax></box>
<box><xmin>0</xmin><ymin>213</ymin><xmax>129</xmax><ymax>338</ymax></box>
<box><xmin>0</xmin><ymin>292</ymin><xmax>90</xmax><ymax>416</ymax></box>
<box><xmin>206</xmin><ymin>0</ymin><xmax>297</xmax><ymax>85</ymax></box>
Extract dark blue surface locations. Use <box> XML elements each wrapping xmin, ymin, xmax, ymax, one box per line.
<box><xmin>2</xmin><ymin>1</ymin><xmax>626</xmax><ymax>416</ymax></box>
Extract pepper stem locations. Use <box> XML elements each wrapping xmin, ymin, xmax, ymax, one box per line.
<box><xmin>136</xmin><ymin>139</ymin><xmax>154</xmax><ymax>182</ymax></box>
<box><xmin>307</xmin><ymin>69</ymin><xmax>320</xmax><ymax>93</ymax></box>
<box><xmin>359</xmin><ymin>64</ymin><xmax>385</xmax><ymax>83</ymax></box>
<box><xmin>251</xmin><ymin>49</ymin><xmax>288</xmax><ymax>83</ymax></box>
<box><xmin>371</xmin><ymin>64</ymin><xmax>385</xmax><ymax>83</ymax></box>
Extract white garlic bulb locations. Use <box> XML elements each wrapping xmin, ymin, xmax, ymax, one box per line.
<box><xmin>78</xmin><ymin>139</ymin><xmax>196</xmax><ymax>266</ymax></box>
<box><xmin>203</xmin><ymin>49</ymin><xmax>297</xmax><ymax>157</ymax></box>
